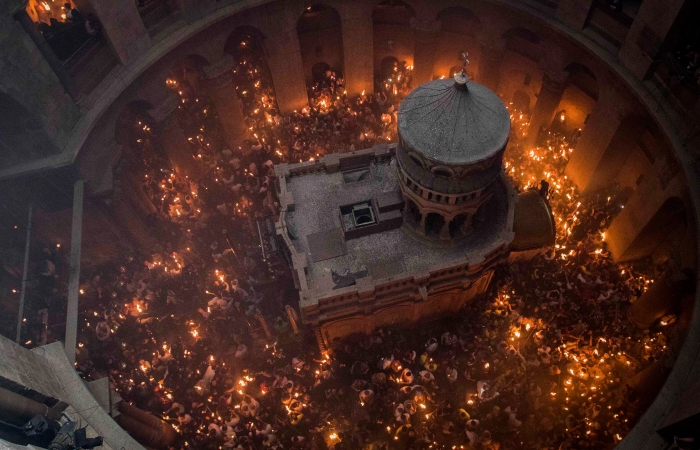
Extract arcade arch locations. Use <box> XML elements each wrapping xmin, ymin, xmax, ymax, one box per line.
<box><xmin>296</xmin><ymin>5</ymin><xmax>344</xmax><ymax>92</ymax></box>
<box><xmin>552</xmin><ymin>63</ymin><xmax>599</xmax><ymax>134</ymax></box>
<box><xmin>372</xmin><ymin>1</ymin><xmax>416</xmax><ymax>77</ymax></box>
<box><xmin>433</xmin><ymin>6</ymin><xmax>481</xmax><ymax>80</ymax></box>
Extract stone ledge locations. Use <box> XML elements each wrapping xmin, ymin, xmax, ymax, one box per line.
<box><xmin>38</xmin><ymin>342</ymin><xmax>144</xmax><ymax>450</ymax></box>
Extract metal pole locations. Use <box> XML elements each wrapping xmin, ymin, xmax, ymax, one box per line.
<box><xmin>15</xmin><ymin>204</ymin><xmax>33</xmax><ymax>343</ymax></box>
<box><xmin>64</xmin><ymin>180</ymin><xmax>84</xmax><ymax>365</ymax></box>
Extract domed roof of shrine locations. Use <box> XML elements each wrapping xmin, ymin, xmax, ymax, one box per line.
<box><xmin>398</xmin><ymin>75</ymin><xmax>510</xmax><ymax>166</ymax></box>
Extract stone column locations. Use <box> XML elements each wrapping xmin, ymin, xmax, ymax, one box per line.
<box><xmin>606</xmin><ymin>169</ymin><xmax>686</xmax><ymax>262</ymax></box>
<box><xmin>64</xmin><ymin>180</ymin><xmax>84</xmax><ymax>365</ymax></box>
<box><xmin>411</xmin><ymin>19</ymin><xmax>441</xmax><ymax>86</ymax></box>
<box><xmin>565</xmin><ymin>97</ymin><xmax>624</xmax><ymax>192</ymax></box>
<box><xmin>477</xmin><ymin>41</ymin><xmax>505</xmax><ymax>94</ymax></box>
<box><xmin>205</xmin><ymin>56</ymin><xmax>248</xmax><ymax>150</ymax></box>
<box><xmin>418</xmin><ymin>213</ymin><xmax>428</xmax><ymax>235</ymax></box>
<box><xmin>440</xmin><ymin>217</ymin><xmax>452</xmax><ymax>241</ymax></box>
<box><xmin>160</xmin><ymin>114</ymin><xmax>203</xmax><ymax>180</ymax></box>
<box><xmin>340</xmin><ymin>6</ymin><xmax>374</xmax><ymax>96</ymax></box>
<box><xmin>527</xmin><ymin>72</ymin><xmax>568</xmax><ymax>144</ymax></box>
<box><xmin>73</xmin><ymin>0</ymin><xmax>150</xmax><ymax>65</ymax></box>
<box><xmin>555</xmin><ymin>0</ymin><xmax>595</xmax><ymax>30</ymax></box>
<box><xmin>596</xmin><ymin>118</ymin><xmax>648</xmax><ymax>192</ymax></box>
<box><xmin>618</xmin><ymin>0</ymin><xmax>686</xmax><ymax>80</ymax></box>
<box><xmin>460</xmin><ymin>213</ymin><xmax>473</xmax><ymax>235</ymax></box>
<box><xmin>263</xmin><ymin>30</ymin><xmax>309</xmax><ymax>115</ymax></box>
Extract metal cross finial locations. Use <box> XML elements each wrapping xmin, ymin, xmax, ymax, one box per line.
<box><xmin>459</xmin><ymin>52</ymin><xmax>470</xmax><ymax>75</ymax></box>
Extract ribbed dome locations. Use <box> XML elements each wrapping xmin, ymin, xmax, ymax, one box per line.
<box><xmin>398</xmin><ymin>78</ymin><xmax>510</xmax><ymax>165</ymax></box>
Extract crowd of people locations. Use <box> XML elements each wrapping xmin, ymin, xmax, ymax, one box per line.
<box><xmin>227</xmin><ymin>56</ymin><xmax>408</xmax><ymax>164</ymax></box>
<box><xmin>65</xmin><ymin>55</ymin><xmax>417</xmax><ymax>449</ymax></box>
<box><xmin>3</xmin><ymin>50</ymin><xmax>673</xmax><ymax>449</ymax></box>
<box><xmin>0</xmin><ymin>240</ymin><xmax>65</xmax><ymax>347</ymax></box>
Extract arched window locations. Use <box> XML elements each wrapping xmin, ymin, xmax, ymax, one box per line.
<box><xmin>297</xmin><ymin>5</ymin><xmax>344</xmax><ymax>92</ymax></box>
<box><xmin>432</xmin><ymin>167</ymin><xmax>452</xmax><ymax>178</ymax></box>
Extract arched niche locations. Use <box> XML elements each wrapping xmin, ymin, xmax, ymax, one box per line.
<box><xmin>373</xmin><ymin>1</ymin><xmax>416</xmax><ymax>74</ymax></box>
<box><xmin>498</xmin><ymin>27</ymin><xmax>544</xmax><ymax>114</ymax></box>
<box><xmin>223</xmin><ymin>26</ymin><xmax>276</xmax><ymax>112</ymax></box>
<box><xmin>431</xmin><ymin>167</ymin><xmax>453</xmax><ymax>178</ymax></box>
<box><xmin>166</xmin><ymin>54</ymin><xmax>218</xmax><ymax>147</ymax></box>
<box><xmin>425</xmin><ymin>212</ymin><xmax>444</xmax><ymax>237</ymax></box>
<box><xmin>115</xmin><ymin>100</ymin><xmax>158</xmax><ymax>166</ymax></box>
<box><xmin>297</xmin><ymin>4</ymin><xmax>344</xmax><ymax>92</ymax></box>
<box><xmin>432</xmin><ymin>6</ymin><xmax>482</xmax><ymax>80</ymax></box>
<box><xmin>551</xmin><ymin>63</ymin><xmax>599</xmax><ymax>134</ymax></box>
<box><xmin>168</xmin><ymin>54</ymin><xmax>211</xmax><ymax>92</ymax></box>
<box><xmin>437</xmin><ymin>6</ymin><xmax>481</xmax><ymax>37</ymax></box>
<box><xmin>224</xmin><ymin>26</ymin><xmax>272</xmax><ymax>82</ymax></box>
